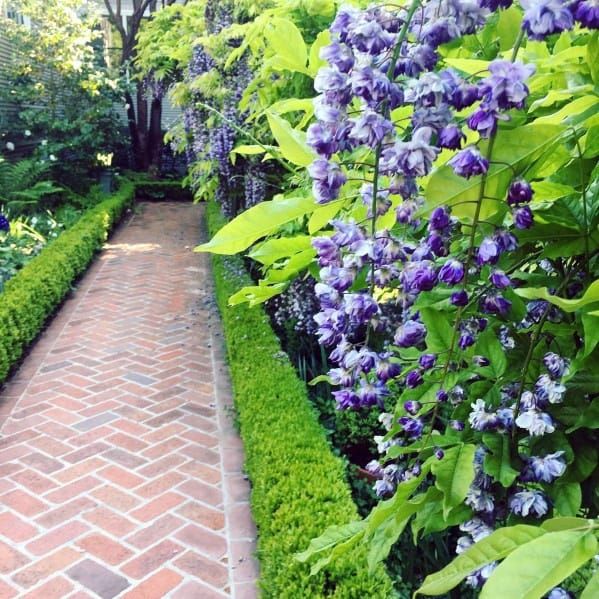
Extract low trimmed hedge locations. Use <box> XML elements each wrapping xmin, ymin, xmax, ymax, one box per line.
<box><xmin>0</xmin><ymin>180</ymin><xmax>135</xmax><ymax>383</ymax></box>
<box><xmin>130</xmin><ymin>175</ymin><xmax>192</xmax><ymax>202</ymax></box>
<box><xmin>206</xmin><ymin>201</ymin><xmax>395</xmax><ymax>598</ymax></box>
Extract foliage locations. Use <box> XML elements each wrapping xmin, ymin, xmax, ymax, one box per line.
<box><xmin>191</xmin><ymin>0</ymin><xmax>599</xmax><ymax>596</ymax></box>
<box><xmin>0</xmin><ymin>179</ymin><xmax>134</xmax><ymax>383</ymax></box>
<box><xmin>206</xmin><ymin>199</ymin><xmax>396</xmax><ymax>597</ymax></box>
<box><xmin>0</xmin><ymin>0</ymin><xmax>122</xmax><ymax>183</ymax></box>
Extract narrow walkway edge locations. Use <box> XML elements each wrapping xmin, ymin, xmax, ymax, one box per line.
<box><xmin>0</xmin><ymin>202</ymin><xmax>258</xmax><ymax>599</ymax></box>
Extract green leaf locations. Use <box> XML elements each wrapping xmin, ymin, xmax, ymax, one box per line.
<box><xmin>249</xmin><ymin>235</ymin><xmax>312</xmax><ymax>266</ymax></box>
<box><xmin>266</xmin><ymin>112</ymin><xmax>315</xmax><ymax>167</ymax></box>
<box><xmin>444</xmin><ymin>58</ymin><xmax>490</xmax><ymax>75</ymax></box>
<box><xmin>308</xmin><ymin>200</ymin><xmax>344</xmax><ymax>234</ymax></box>
<box><xmin>551</xmin><ymin>482</ymin><xmax>582</xmax><ymax>517</ymax></box>
<box><xmin>431</xmin><ymin>443</ymin><xmax>476</xmax><ymax>517</ymax></box>
<box><xmin>268</xmin><ymin>98</ymin><xmax>314</xmax><ymax>117</ymax></box>
<box><xmin>425</xmin><ymin>124</ymin><xmax>565</xmax><ymax>220</ymax></box>
<box><xmin>196</xmin><ymin>196</ymin><xmax>316</xmax><ymax>254</ymax></box>
<box><xmin>541</xmin><ymin>517</ymin><xmax>593</xmax><ymax>532</ymax></box>
<box><xmin>475</xmin><ymin>330</ymin><xmax>507</xmax><ymax>378</ymax></box>
<box><xmin>420</xmin><ymin>308</ymin><xmax>454</xmax><ymax>353</ymax></box>
<box><xmin>531</xmin><ymin>180</ymin><xmax>577</xmax><ymax>203</ymax></box>
<box><xmin>533</xmin><ymin>96</ymin><xmax>599</xmax><ymax>125</ymax></box>
<box><xmin>581</xmin><ymin>124</ymin><xmax>599</xmax><ymax>158</ymax></box>
<box><xmin>480</xmin><ymin>530</ymin><xmax>597</xmax><ymax>599</ymax></box>
<box><xmin>230</xmin><ymin>144</ymin><xmax>273</xmax><ymax>156</ymax></box>
<box><xmin>264</xmin><ymin>17</ymin><xmax>308</xmax><ymax>74</ymax></box>
<box><xmin>515</xmin><ymin>279</ymin><xmax>599</xmax><ymax>312</ymax></box>
<box><xmin>567</xmin><ymin>399</ymin><xmax>599</xmax><ymax>432</ymax></box>
<box><xmin>581</xmin><ymin>568</ymin><xmax>599</xmax><ymax>598</ymax></box>
<box><xmin>483</xmin><ymin>433</ymin><xmax>519</xmax><ymax>487</ymax></box>
<box><xmin>228</xmin><ymin>282</ymin><xmax>287</xmax><ymax>307</ymax></box>
<box><xmin>496</xmin><ymin>6</ymin><xmax>522</xmax><ymax>51</ymax></box>
<box><xmin>308</xmin><ymin>29</ymin><xmax>331</xmax><ymax>76</ymax></box>
<box><xmin>587</xmin><ymin>32</ymin><xmax>599</xmax><ymax>85</ymax></box>
<box><xmin>416</xmin><ymin>525</ymin><xmax>545</xmax><ymax>597</ymax></box>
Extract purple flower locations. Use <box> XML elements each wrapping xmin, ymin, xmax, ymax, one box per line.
<box><xmin>469</xmin><ymin>399</ymin><xmax>499</xmax><ymax>431</ymax></box>
<box><xmin>312</xmin><ymin>237</ymin><xmax>339</xmax><ymax>267</ymax></box>
<box><xmin>376</xmin><ymin>359</ymin><xmax>402</xmax><ymax>382</ymax></box>
<box><xmin>481</xmin><ymin>293</ymin><xmax>512</xmax><ymax>316</ymax></box>
<box><xmin>349</xmin><ymin>18</ymin><xmax>395</xmax><ymax>54</ymax></box>
<box><xmin>573</xmin><ymin>0</ymin><xmax>599</xmax><ymax>28</ymax></box>
<box><xmin>307</xmin><ymin>123</ymin><xmax>338</xmax><ymax>158</ymax></box>
<box><xmin>399</xmin><ymin>416</ymin><xmax>424</xmax><ymax>439</ymax></box>
<box><xmin>494</xmin><ymin>229</ymin><xmax>518</xmax><ymax>252</ymax></box>
<box><xmin>394</xmin><ymin>320</ymin><xmax>427</xmax><ymax>348</ymax></box>
<box><xmin>349</xmin><ymin>110</ymin><xmax>393</xmax><ymax>149</ymax></box>
<box><xmin>522</xmin><ymin>451</ymin><xmax>566</xmax><ymax>483</ymax></box>
<box><xmin>449</xmin><ymin>146</ymin><xmax>489</xmax><ymax>179</ymax></box>
<box><xmin>547</xmin><ymin>589</ymin><xmax>574</xmax><ymax>599</ymax></box>
<box><xmin>419</xmin><ymin>353</ymin><xmax>437</xmax><ymax>370</ymax></box>
<box><xmin>314</xmin><ymin>283</ymin><xmax>340</xmax><ymax>308</ymax></box>
<box><xmin>507</xmin><ymin>179</ymin><xmax>534</xmax><ymax>205</ymax></box>
<box><xmin>439</xmin><ymin>259</ymin><xmax>465</xmax><ymax>285</ymax></box>
<box><xmin>380</xmin><ymin>127</ymin><xmax>439</xmax><ymax>177</ymax></box>
<box><xmin>357</xmin><ymin>381</ymin><xmax>387</xmax><ymax>407</ymax></box>
<box><xmin>309</xmin><ymin>159</ymin><xmax>347</xmax><ymax>204</ymax></box>
<box><xmin>521</xmin><ymin>0</ymin><xmax>574</xmax><ymax>39</ymax></box>
<box><xmin>459</xmin><ymin>331</ymin><xmax>476</xmax><ymax>349</ymax></box>
<box><xmin>473</xmin><ymin>355</ymin><xmax>490</xmax><ymax>366</ymax></box>
<box><xmin>438</xmin><ymin>125</ymin><xmax>465</xmax><ymax>149</ymax></box>
<box><xmin>403</xmin><ymin>260</ymin><xmax>438</xmax><ymax>292</ymax></box>
<box><xmin>314</xmin><ymin>67</ymin><xmax>351</xmax><ymax>105</ymax></box>
<box><xmin>513</xmin><ymin>205</ymin><xmax>534</xmax><ymax>229</ymax></box>
<box><xmin>440</xmin><ymin>69</ymin><xmax>479</xmax><ymax>110</ymax></box>
<box><xmin>543</xmin><ymin>352</ymin><xmax>569</xmax><ymax>379</ymax></box>
<box><xmin>406</xmin><ymin>370</ymin><xmax>424</xmax><ymax>388</ymax></box>
<box><xmin>451</xmin><ymin>290</ymin><xmax>469</xmax><ymax>306</ymax></box>
<box><xmin>404</xmin><ymin>400</ymin><xmax>421</xmax><ymax>415</ymax></box>
<box><xmin>468</xmin><ymin>107</ymin><xmax>501</xmax><ymax>138</ymax></box>
<box><xmin>350</xmin><ymin>67</ymin><xmax>391</xmax><ymax>106</ymax></box>
<box><xmin>0</xmin><ymin>214</ymin><xmax>9</xmax><ymax>232</ymax></box>
<box><xmin>509</xmin><ymin>489</ymin><xmax>549</xmax><ymax>518</ymax></box>
<box><xmin>477</xmin><ymin>237</ymin><xmax>500</xmax><ymax>265</ymax></box>
<box><xmin>515</xmin><ymin>408</ymin><xmax>555</xmax><ymax>435</ymax></box>
<box><xmin>450</xmin><ymin>419</ymin><xmax>465</xmax><ymax>431</ymax></box>
<box><xmin>535</xmin><ymin>373</ymin><xmax>566</xmax><ymax>404</ymax></box>
<box><xmin>490</xmin><ymin>270</ymin><xmax>512</xmax><ymax>289</ymax></box>
<box><xmin>434</xmin><ymin>448</ymin><xmax>445</xmax><ymax>460</ymax></box>
<box><xmin>333</xmin><ymin>388</ymin><xmax>360</xmax><ymax>409</ymax></box>
<box><xmin>361</xmin><ymin>184</ymin><xmax>391</xmax><ymax>217</ymax></box>
<box><xmin>345</xmin><ymin>293</ymin><xmax>379</xmax><ymax>323</ymax></box>
<box><xmin>480</xmin><ymin>0</ymin><xmax>513</xmax><ymax>8</ymax></box>
<box><xmin>320</xmin><ymin>42</ymin><xmax>355</xmax><ymax>73</ymax></box>
<box><xmin>479</xmin><ymin>60</ymin><xmax>536</xmax><ymax>110</ymax></box>
<box><xmin>330</xmin><ymin>5</ymin><xmax>359</xmax><ymax>42</ymax></box>
<box><xmin>429</xmin><ymin>206</ymin><xmax>452</xmax><ymax>231</ymax></box>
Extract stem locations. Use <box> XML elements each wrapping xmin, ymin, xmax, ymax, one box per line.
<box><xmin>573</xmin><ymin>128</ymin><xmax>590</xmax><ymax>274</ymax></box>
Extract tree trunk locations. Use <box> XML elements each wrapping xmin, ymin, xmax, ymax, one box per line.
<box><xmin>136</xmin><ymin>84</ymin><xmax>149</xmax><ymax>170</ymax></box>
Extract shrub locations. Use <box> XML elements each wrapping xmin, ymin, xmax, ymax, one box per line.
<box><xmin>0</xmin><ymin>180</ymin><xmax>134</xmax><ymax>383</ymax></box>
<box><xmin>206</xmin><ymin>200</ymin><xmax>396</xmax><ymax>598</ymax></box>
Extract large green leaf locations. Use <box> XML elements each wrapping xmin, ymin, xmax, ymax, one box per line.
<box><xmin>481</xmin><ymin>530</ymin><xmax>598</xmax><ymax>599</ymax></box>
<box><xmin>551</xmin><ymin>482</ymin><xmax>582</xmax><ymax>517</ymax></box>
<box><xmin>474</xmin><ymin>330</ymin><xmax>507</xmax><ymax>378</ymax></box>
<box><xmin>249</xmin><ymin>235</ymin><xmax>313</xmax><ymax>266</ymax></box>
<box><xmin>195</xmin><ymin>196</ymin><xmax>316</xmax><ymax>254</ymax></box>
<box><xmin>228</xmin><ymin>282</ymin><xmax>287</xmax><ymax>307</ymax></box>
<box><xmin>308</xmin><ymin>199</ymin><xmax>344</xmax><ymax>234</ymax></box>
<box><xmin>420</xmin><ymin>308</ymin><xmax>454</xmax><ymax>353</ymax></box>
<box><xmin>515</xmin><ymin>279</ymin><xmax>599</xmax><ymax>312</ymax></box>
<box><xmin>264</xmin><ymin>17</ymin><xmax>309</xmax><ymax>74</ymax></box>
<box><xmin>582</xmin><ymin>312</ymin><xmax>599</xmax><ymax>357</ymax></box>
<box><xmin>416</xmin><ymin>525</ymin><xmax>545</xmax><ymax>596</ymax></box>
<box><xmin>308</xmin><ymin>29</ymin><xmax>331</xmax><ymax>76</ymax></box>
<box><xmin>266</xmin><ymin>112</ymin><xmax>315</xmax><ymax>166</ymax></box>
<box><xmin>431</xmin><ymin>443</ymin><xmax>476</xmax><ymax>516</ymax></box>
<box><xmin>425</xmin><ymin>124</ymin><xmax>565</xmax><ymax>220</ymax></box>
<box><xmin>483</xmin><ymin>433</ymin><xmax>519</xmax><ymax>487</ymax></box>
<box><xmin>581</xmin><ymin>568</ymin><xmax>599</xmax><ymax>598</ymax></box>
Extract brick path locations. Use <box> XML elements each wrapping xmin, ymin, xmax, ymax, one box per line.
<box><xmin>0</xmin><ymin>203</ymin><xmax>258</xmax><ymax>598</ymax></box>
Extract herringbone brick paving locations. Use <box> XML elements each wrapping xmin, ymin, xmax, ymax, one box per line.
<box><xmin>0</xmin><ymin>203</ymin><xmax>258</xmax><ymax>598</ymax></box>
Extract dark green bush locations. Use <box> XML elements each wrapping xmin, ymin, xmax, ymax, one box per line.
<box><xmin>206</xmin><ymin>201</ymin><xmax>396</xmax><ymax>598</ymax></box>
<box><xmin>0</xmin><ymin>180</ymin><xmax>135</xmax><ymax>383</ymax></box>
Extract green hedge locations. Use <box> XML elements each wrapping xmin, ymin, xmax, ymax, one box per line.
<box><xmin>125</xmin><ymin>173</ymin><xmax>192</xmax><ymax>202</ymax></box>
<box><xmin>0</xmin><ymin>181</ymin><xmax>135</xmax><ymax>383</ymax></box>
<box><xmin>206</xmin><ymin>201</ymin><xmax>396</xmax><ymax>598</ymax></box>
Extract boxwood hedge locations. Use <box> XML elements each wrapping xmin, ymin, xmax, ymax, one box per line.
<box><xmin>206</xmin><ymin>200</ymin><xmax>396</xmax><ymax>598</ymax></box>
<box><xmin>0</xmin><ymin>180</ymin><xmax>135</xmax><ymax>383</ymax></box>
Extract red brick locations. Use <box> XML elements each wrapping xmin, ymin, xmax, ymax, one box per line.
<box><xmin>36</xmin><ymin>497</ymin><xmax>97</xmax><ymax>529</ymax></box>
<box><xmin>176</xmin><ymin>502</ymin><xmax>225</xmax><ymax>531</ymax></box>
<box><xmin>1</xmin><ymin>489</ymin><xmax>47</xmax><ymax>516</ymax></box>
<box><xmin>26</xmin><ymin>521</ymin><xmax>89</xmax><ymax>555</ymax></box>
<box><xmin>129</xmin><ymin>492</ymin><xmax>186</xmax><ymax>522</ymax></box>
<box><xmin>0</xmin><ymin>540</ymin><xmax>30</xmax><ymax>574</ymax></box>
<box><xmin>98</xmin><ymin>465</ymin><xmax>145</xmax><ymax>489</ymax></box>
<box><xmin>76</xmin><ymin>533</ymin><xmax>133</xmax><ymax>565</ymax></box>
<box><xmin>0</xmin><ymin>511</ymin><xmax>38</xmax><ymax>542</ymax></box>
<box><xmin>125</xmin><ymin>514</ymin><xmax>184</xmax><ymax>549</ymax></box>
<box><xmin>0</xmin><ymin>579</ymin><xmax>18</xmax><ymax>598</ymax></box>
<box><xmin>12</xmin><ymin>547</ymin><xmax>80</xmax><ymax>588</ymax></box>
<box><xmin>10</xmin><ymin>469</ymin><xmax>56</xmax><ymax>494</ymax></box>
<box><xmin>122</xmin><ymin>568</ymin><xmax>182</xmax><ymax>598</ymax></box>
<box><xmin>121</xmin><ymin>540</ymin><xmax>184</xmax><ymax>579</ymax></box>
<box><xmin>22</xmin><ymin>576</ymin><xmax>73</xmax><ymax>598</ymax></box>
<box><xmin>175</xmin><ymin>551</ymin><xmax>228</xmax><ymax>588</ymax></box>
<box><xmin>134</xmin><ymin>472</ymin><xmax>185</xmax><ymax>499</ymax></box>
<box><xmin>83</xmin><ymin>507</ymin><xmax>136</xmax><ymax>536</ymax></box>
<box><xmin>44</xmin><ymin>476</ymin><xmax>101</xmax><ymax>504</ymax></box>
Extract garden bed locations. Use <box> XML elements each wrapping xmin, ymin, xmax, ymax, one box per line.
<box><xmin>206</xmin><ymin>200</ymin><xmax>395</xmax><ymax>598</ymax></box>
<box><xmin>0</xmin><ymin>179</ymin><xmax>135</xmax><ymax>384</ymax></box>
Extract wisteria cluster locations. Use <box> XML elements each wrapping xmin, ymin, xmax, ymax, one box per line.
<box><xmin>308</xmin><ymin>0</ymin><xmax>598</xmax><ymax>593</ymax></box>
<box><xmin>269</xmin><ymin>275</ymin><xmax>320</xmax><ymax>336</ymax></box>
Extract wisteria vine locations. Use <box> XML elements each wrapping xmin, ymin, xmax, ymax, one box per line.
<box><xmin>307</xmin><ymin>0</ymin><xmax>597</xmax><ymax>593</ymax></box>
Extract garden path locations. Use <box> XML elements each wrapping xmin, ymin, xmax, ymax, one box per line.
<box><xmin>0</xmin><ymin>202</ymin><xmax>258</xmax><ymax>598</ymax></box>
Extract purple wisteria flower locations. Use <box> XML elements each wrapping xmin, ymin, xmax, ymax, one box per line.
<box><xmin>449</xmin><ymin>146</ymin><xmax>489</xmax><ymax>178</ymax></box>
<box><xmin>490</xmin><ymin>270</ymin><xmax>512</xmax><ymax>288</ymax></box>
<box><xmin>319</xmin><ymin>42</ymin><xmax>355</xmax><ymax>73</ymax></box>
<box><xmin>438</xmin><ymin>125</ymin><xmax>466</xmax><ymax>149</ymax></box>
<box><xmin>507</xmin><ymin>179</ymin><xmax>534</xmax><ymax>205</ymax></box>
<box><xmin>469</xmin><ymin>399</ymin><xmax>499</xmax><ymax>431</ymax></box>
<box><xmin>521</xmin><ymin>451</ymin><xmax>566</xmax><ymax>483</ymax></box>
<box><xmin>394</xmin><ymin>320</ymin><xmax>427</xmax><ymax>348</ymax></box>
<box><xmin>477</xmin><ymin>237</ymin><xmax>500</xmax><ymax>265</ymax></box>
<box><xmin>308</xmin><ymin>159</ymin><xmax>347</xmax><ymax>204</ymax></box>
<box><xmin>0</xmin><ymin>214</ymin><xmax>9</xmax><ymax>232</ymax></box>
<box><xmin>509</xmin><ymin>489</ymin><xmax>549</xmax><ymax>518</ymax></box>
<box><xmin>573</xmin><ymin>0</ymin><xmax>599</xmax><ymax>28</ymax></box>
<box><xmin>543</xmin><ymin>352</ymin><xmax>569</xmax><ymax>379</ymax></box>
<box><xmin>349</xmin><ymin>110</ymin><xmax>393</xmax><ymax>149</ymax></box>
<box><xmin>439</xmin><ymin>259</ymin><xmax>465</xmax><ymax>285</ymax></box>
<box><xmin>521</xmin><ymin>0</ymin><xmax>574</xmax><ymax>39</ymax></box>
<box><xmin>513</xmin><ymin>205</ymin><xmax>534</xmax><ymax>229</ymax></box>
<box><xmin>515</xmin><ymin>408</ymin><xmax>555</xmax><ymax>436</ymax></box>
